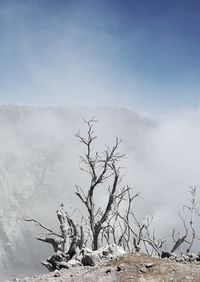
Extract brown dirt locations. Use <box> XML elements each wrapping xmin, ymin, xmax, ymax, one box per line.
<box><xmin>15</xmin><ymin>253</ymin><xmax>200</xmax><ymax>282</ymax></box>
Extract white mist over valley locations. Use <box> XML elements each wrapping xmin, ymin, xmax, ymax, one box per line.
<box><xmin>0</xmin><ymin>105</ymin><xmax>200</xmax><ymax>280</ymax></box>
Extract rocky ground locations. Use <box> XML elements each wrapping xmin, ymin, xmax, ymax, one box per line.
<box><xmin>13</xmin><ymin>252</ymin><xmax>200</xmax><ymax>282</ymax></box>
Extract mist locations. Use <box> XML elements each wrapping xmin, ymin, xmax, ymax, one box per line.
<box><xmin>0</xmin><ymin>2</ymin><xmax>200</xmax><ymax>279</ymax></box>
<box><xmin>0</xmin><ymin>105</ymin><xmax>199</xmax><ymax>280</ymax></box>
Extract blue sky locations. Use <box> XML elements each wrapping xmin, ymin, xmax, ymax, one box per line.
<box><xmin>0</xmin><ymin>0</ymin><xmax>200</xmax><ymax>111</ymax></box>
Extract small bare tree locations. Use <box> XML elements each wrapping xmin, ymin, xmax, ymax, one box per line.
<box><xmin>75</xmin><ymin>118</ymin><xmax>138</xmax><ymax>250</ymax></box>
<box><xmin>170</xmin><ymin>186</ymin><xmax>200</xmax><ymax>254</ymax></box>
<box><xmin>110</xmin><ymin>189</ymin><xmax>165</xmax><ymax>256</ymax></box>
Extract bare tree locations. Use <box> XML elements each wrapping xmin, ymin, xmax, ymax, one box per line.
<box><xmin>170</xmin><ymin>186</ymin><xmax>200</xmax><ymax>254</ymax></box>
<box><xmin>75</xmin><ymin>118</ymin><xmax>139</xmax><ymax>250</ymax></box>
<box><xmin>22</xmin><ymin>118</ymin><xmax>140</xmax><ymax>269</ymax></box>
<box><xmin>23</xmin><ymin>118</ymin><xmax>200</xmax><ymax>270</ymax></box>
<box><xmin>111</xmin><ymin>191</ymin><xmax>165</xmax><ymax>256</ymax></box>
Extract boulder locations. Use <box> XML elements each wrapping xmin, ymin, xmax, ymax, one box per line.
<box><xmin>81</xmin><ymin>254</ymin><xmax>99</xmax><ymax>266</ymax></box>
<box><xmin>94</xmin><ymin>244</ymin><xmax>126</xmax><ymax>258</ymax></box>
<box><xmin>68</xmin><ymin>258</ymin><xmax>82</xmax><ymax>267</ymax></box>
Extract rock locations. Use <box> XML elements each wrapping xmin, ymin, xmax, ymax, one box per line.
<box><xmin>81</xmin><ymin>254</ymin><xmax>98</xmax><ymax>266</ymax></box>
<box><xmin>81</xmin><ymin>247</ymin><xmax>93</xmax><ymax>255</ymax></box>
<box><xmin>108</xmin><ymin>244</ymin><xmax>126</xmax><ymax>256</ymax></box>
<box><xmin>161</xmin><ymin>251</ymin><xmax>173</xmax><ymax>259</ymax></box>
<box><xmin>196</xmin><ymin>254</ymin><xmax>200</xmax><ymax>261</ymax></box>
<box><xmin>105</xmin><ymin>269</ymin><xmax>111</xmax><ymax>274</ymax></box>
<box><xmin>116</xmin><ymin>265</ymin><xmax>123</xmax><ymax>271</ymax></box>
<box><xmin>94</xmin><ymin>244</ymin><xmax>126</xmax><ymax>258</ymax></box>
<box><xmin>145</xmin><ymin>262</ymin><xmax>155</xmax><ymax>268</ymax></box>
<box><xmin>68</xmin><ymin>258</ymin><xmax>82</xmax><ymax>267</ymax></box>
<box><xmin>102</xmin><ymin>250</ymin><xmax>109</xmax><ymax>257</ymax></box>
<box><xmin>188</xmin><ymin>253</ymin><xmax>198</xmax><ymax>262</ymax></box>
<box><xmin>140</xmin><ymin>267</ymin><xmax>148</xmax><ymax>273</ymax></box>
<box><xmin>175</xmin><ymin>257</ymin><xmax>185</xmax><ymax>263</ymax></box>
<box><xmin>182</xmin><ymin>255</ymin><xmax>190</xmax><ymax>262</ymax></box>
<box><xmin>54</xmin><ymin>270</ymin><xmax>61</xmax><ymax>277</ymax></box>
<box><xmin>58</xmin><ymin>261</ymin><xmax>70</xmax><ymax>269</ymax></box>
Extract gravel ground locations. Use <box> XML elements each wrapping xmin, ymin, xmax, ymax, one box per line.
<box><xmin>13</xmin><ymin>253</ymin><xmax>200</xmax><ymax>282</ymax></box>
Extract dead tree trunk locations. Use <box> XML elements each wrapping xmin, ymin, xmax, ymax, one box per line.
<box><xmin>56</xmin><ymin>204</ymin><xmax>72</xmax><ymax>252</ymax></box>
<box><xmin>22</xmin><ymin>203</ymin><xmax>83</xmax><ymax>270</ymax></box>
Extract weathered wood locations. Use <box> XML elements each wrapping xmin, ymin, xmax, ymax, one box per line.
<box><xmin>36</xmin><ymin>236</ymin><xmax>64</xmax><ymax>252</ymax></box>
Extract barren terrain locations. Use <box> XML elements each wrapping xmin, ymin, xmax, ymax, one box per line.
<box><xmin>15</xmin><ymin>253</ymin><xmax>200</xmax><ymax>282</ymax></box>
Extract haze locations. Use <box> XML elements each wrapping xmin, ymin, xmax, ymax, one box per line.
<box><xmin>0</xmin><ymin>0</ymin><xmax>200</xmax><ymax>280</ymax></box>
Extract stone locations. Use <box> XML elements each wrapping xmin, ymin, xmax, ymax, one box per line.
<box><xmin>182</xmin><ymin>255</ymin><xmax>190</xmax><ymax>262</ymax></box>
<box><xmin>145</xmin><ymin>262</ymin><xmax>155</xmax><ymax>268</ymax></box>
<box><xmin>102</xmin><ymin>250</ymin><xmax>109</xmax><ymax>257</ymax></box>
<box><xmin>81</xmin><ymin>254</ymin><xmax>98</xmax><ymax>266</ymax></box>
<box><xmin>105</xmin><ymin>269</ymin><xmax>111</xmax><ymax>274</ymax></box>
<box><xmin>161</xmin><ymin>251</ymin><xmax>173</xmax><ymax>258</ymax></box>
<box><xmin>188</xmin><ymin>253</ymin><xmax>198</xmax><ymax>262</ymax></box>
<box><xmin>58</xmin><ymin>261</ymin><xmax>70</xmax><ymax>269</ymax></box>
<box><xmin>54</xmin><ymin>270</ymin><xmax>61</xmax><ymax>277</ymax></box>
<box><xmin>116</xmin><ymin>265</ymin><xmax>123</xmax><ymax>271</ymax></box>
<box><xmin>175</xmin><ymin>257</ymin><xmax>185</xmax><ymax>263</ymax></box>
<box><xmin>108</xmin><ymin>244</ymin><xmax>126</xmax><ymax>256</ymax></box>
<box><xmin>68</xmin><ymin>258</ymin><xmax>82</xmax><ymax>267</ymax></box>
<box><xmin>94</xmin><ymin>244</ymin><xmax>126</xmax><ymax>258</ymax></box>
<box><xmin>140</xmin><ymin>267</ymin><xmax>148</xmax><ymax>273</ymax></box>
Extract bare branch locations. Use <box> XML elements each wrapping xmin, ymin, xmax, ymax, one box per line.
<box><xmin>21</xmin><ymin>217</ymin><xmax>62</xmax><ymax>238</ymax></box>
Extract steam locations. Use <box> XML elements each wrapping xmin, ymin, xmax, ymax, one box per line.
<box><xmin>0</xmin><ymin>1</ymin><xmax>199</xmax><ymax>280</ymax></box>
<box><xmin>0</xmin><ymin>105</ymin><xmax>200</xmax><ymax>280</ymax></box>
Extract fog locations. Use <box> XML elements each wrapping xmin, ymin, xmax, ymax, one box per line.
<box><xmin>0</xmin><ymin>105</ymin><xmax>199</xmax><ymax>280</ymax></box>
